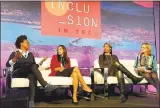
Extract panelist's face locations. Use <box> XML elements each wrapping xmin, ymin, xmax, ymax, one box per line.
<box><xmin>141</xmin><ymin>44</ymin><xmax>148</xmax><ymax>54</ymax></box>
<box><xmin>104</xmin><ymin>44</ymin><xmax>111</xmax><ymax>53</ymax></box>
<box><xmin>21</xmin><ymin>39</ymin><xmax>30</xmax><ymax>50</ymax></box>
<box><xmin>57</xmin><ymin>46</ymin><xmax>64</xmax><ymax>56</ymax></box>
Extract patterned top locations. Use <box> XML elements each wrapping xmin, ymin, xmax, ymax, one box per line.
<box><xmin>134</xmin><ymin>54</ymin><xmax>157</xmax><ymax>73</ymax></box>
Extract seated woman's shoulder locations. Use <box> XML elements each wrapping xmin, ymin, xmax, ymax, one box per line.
<box><xmin>99</xmin><ymin>54</ymin><xmax>103</xmax><ymax>58</ymax></box>
<box><xmin>151</xmin><ymin>54</ymin><xmax>155</xmax><ymax>56</ymax></box>
<box><xmin>52</xmin><ymin>55</ymin><xmax>57</xmax><ymax>58</ymax></box>
<box><xmin>99</xmin><ymin>54</ymin><xmax>103</xmax><ymax>56</ymax></box>
<box><xmin>112</xmin><ymin>54</ymin><xmax>117</xmax><ymax>57</ymax></box>
<box><xmin>67</xmin><ymin>56</ymin><xmax>70</xmax><ymax>59</ymax></box>
<box><xmin>151</xmin><ymin>54</ymin><xmax>156</xmax><ymax>58</ymax></box>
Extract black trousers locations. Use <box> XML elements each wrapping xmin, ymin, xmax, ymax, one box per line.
<box><xmin>12</xmin><ymin>64</ymin><xmax>47</xmax><ymax>101</ymax></box>
<box><xmin>139</xmin><ymin>72</ymin><xmax>159</xmax><ymax>93</ymax></box>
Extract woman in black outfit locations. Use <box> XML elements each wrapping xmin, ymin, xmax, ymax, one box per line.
<box><xmin>98</xmin><ymin>43</ymin><xmax>143</xmax><ymax>102</ymax></box>
<box><xmin>6</xmin><ymin>35</ymin><xmax>58</xmax><ymax>107</ymax></box>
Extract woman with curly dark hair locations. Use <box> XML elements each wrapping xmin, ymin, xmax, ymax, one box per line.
<box><xmin>6</xmin><ymin>35</ymin><xmax>58</xmax><ymax>107</ymax></box>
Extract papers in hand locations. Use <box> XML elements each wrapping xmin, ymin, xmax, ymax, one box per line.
<box><xmin>137</xmin><ymin>67</ymin><xmax>145</xmax><ymax>72</ymax></box>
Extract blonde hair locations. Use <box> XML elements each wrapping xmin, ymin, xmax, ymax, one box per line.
<box><xmin>141</xmin><ymin>43</ymin><xmax>152</xmax><ymax>55</ymax></box>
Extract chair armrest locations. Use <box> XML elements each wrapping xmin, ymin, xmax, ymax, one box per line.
<box><xmin>2</xmin><ymin>67</ymin><xmax>12</xmax><ymax>77</ymax></box>
<box><xmin>3</xmin><ymin>67</ymin><xmax>18</xmax><ymax>81</ymax></box>
<box><xmin>91</xmin><ymin>68</ymin><xmax>108</xmax><ymax>84</ymax></box>
<box><xmin>92</xmin><ymin>68</ymin><xmax>108</xmax><ymax>76</ymax></box>
<box><xmin>2</xmin><ymin>68</ymin><xmax>6</xmax><ymax>77</ymax></box>
<box><xmin>2</xmin><ymin>67</ymin><xmax>13</xmax><ymax>90</ymax></box>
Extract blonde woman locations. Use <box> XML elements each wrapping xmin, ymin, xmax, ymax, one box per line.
<box><xmin>134</xmin><ymin>43</ymin><xmax>159</xmax><ymax>99</ymax></box>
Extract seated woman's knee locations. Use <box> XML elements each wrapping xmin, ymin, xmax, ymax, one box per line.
<box><xmin>28</xmin><ymin>74</ymin><xmax>36</xmax><ymax>80</ymax></box>
<box><xmin>116</xmin><ymin>70</ymin><xmax>123</xmax><ymax>76</ymax></box>
<box><xmin>151</xmin><ymin>73</ymin><xmax>158</xmax><ymax>79</ymax></box>
<box><xmin>112</xmin><ymin>61</ymin><xmax>120</xmax><ymax>67</ymax></box>
<box><xmin>71</xmin><ymin>72</ymin><xmax>78</xmax><ymax>78</ymax></box>
<box><xmin>73</xmin><ymin>66</ymin><xmax>79</xmax><ymax>72</ymax></box>
<box><xmin>144</xmin><ymin>73</ymin><xmax>150</xmax><ymax>79</ymax></box>
<box><xmin>31</xmin><ymin>64</ymin><xmax>38</xmax><ymax>69</ymax></box>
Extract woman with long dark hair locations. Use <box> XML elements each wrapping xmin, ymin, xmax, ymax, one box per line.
<box><xmin>99</xmin><ymin>43</ymin><xmax>143</xmax><ymax>102</ymax></box>
<box><xmin>49</xmin><ymin>45</ymin><xmax>92</xmax><ymax>105</ymax></box>
<box><xmin>134</xmin><ymin>43</ymin><xmax>159</xmax><ymax>99</ymax></box>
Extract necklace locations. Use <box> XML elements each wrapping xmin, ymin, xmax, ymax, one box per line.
<box><xmin>105</xmin><ymin>55</ymin><xmax>113</xmax><ymax>67</ymax></box>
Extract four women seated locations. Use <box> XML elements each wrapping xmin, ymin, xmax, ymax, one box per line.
<box><xmin>6</xmin><ymin>35</ymin><xmax>159</xmax><ymax>107</ymax></box>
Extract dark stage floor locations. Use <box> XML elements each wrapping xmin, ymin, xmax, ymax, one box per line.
<box><xmin>34</xmin><ymin>94</ymin><xmax>159</xmax><ymax>107</ymax></box>
<box><xmin>1</xmin><ymin>89</ymin><xmax>159</xmax><ymax>108</ymax></box>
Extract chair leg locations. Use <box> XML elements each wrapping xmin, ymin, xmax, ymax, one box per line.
<box><xmin>106</xmin><ymin>85</ymin><xmax>110</xmax><ymax>99</ymax></box>
<box><xmin>90</xmin><ymin>68</ymin><xmax>96</xmax><ymax>101</ymax></box>
<box><xmin>90</xmin><ymin>84</ymin><xmax>95</xmax><ymax>101</ymax></box>
<box><xmin>131</xmin><ymin>85</ymin><xmax>134</xmax><ymax>93</ymax></box>
<box><xmin>140</xmin><ymin>85</ymin><xmax>147</xmax><ymax>95</ymax></box>
<box><xmin>104</xmin><ymin>84</ymin><xmax>108</xmax><ymax>98</ymax></box>
<box><xmin>0</xmin><ymin>77</ymin><xmax>5</xmax><ymax>98</ymax></box>
<box><xmin>5</xmin><ymin>75</ymin><xmax>11</xmax><ymax>98</ymax></box>
<box><xmin>140</xmin><ymin>85</ymin><xmax>142</xmax><ymax>93</ymax></box>
<box><xmin>69</xmin><ymin>85</ymin><xmax>73</xmax><ymax>98</ymax></box>
<box><xmin>145</xmin><ymin>84</ymin><xmax>148</xmax><ymax>93</ymax></box>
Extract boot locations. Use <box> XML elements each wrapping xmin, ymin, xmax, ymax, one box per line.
<box><xmin>116</xmin><ymin>71</ymin><xmax>128</xmax><ymax>103</ymax></box>
<box><xmin>113</xmin><ymin>62</ymin><xmax>143</xmax><ymax>84</ymax></box>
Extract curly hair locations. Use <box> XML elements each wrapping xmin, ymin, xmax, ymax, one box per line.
<box><xmin>15</xmin><ymin>35</ymin><xmax>27</xmax><ymax>49</ymax></box>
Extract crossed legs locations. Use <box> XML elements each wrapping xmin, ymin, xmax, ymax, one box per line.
<box><xmin>70</xmin><ymin>67</ymin><xmax>92</xmax><ymax>102</ymax></box>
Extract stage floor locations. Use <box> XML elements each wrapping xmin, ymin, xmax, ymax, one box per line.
<box><xmin>35</xmin><ymin>94</ymin><xmax>159</xmax><ymax>107</ymax></box>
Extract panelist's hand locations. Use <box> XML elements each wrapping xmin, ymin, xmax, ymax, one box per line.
<box><xmin>15</xmin><ymin>51</ymin><xmax>22</xmax><ymax>59</ymax></box>
<box><xmin>135</xmin><ymin>68</ymin><xmax>141</xmax><ymax>73</ymax></box>
<box><xmin>42</xmin><ymin>56</ymin><xmax>48</xmax><ymax>62</ymax></box>
<box><xmin>59</xmin><ymin>67</ymin><xmax>64</xmax><ymax>72</ymax></box>
<box><xmin>55</xmin><ymin>67</ymin><xmax>64</xmax><ymax>72</ymax></box>
<box><xmin>45</xmin><ymin>67</ymin><xmax>50</xmax><ymax>70</ymax></box>
<box><xmin>145</xmin><ymin>70</ymin><xmax>151</xmax><ymax>73</ymax></box>
<box><xmin>39</xmin><ymin>57</ymin><xmax>48</xmax><ymax>66</ymax></box>
<box><xmin>135</xmin><ymin>67</ymin><xmax>145</xmax><ymax>73</ymax></box>
<box><xmin>55</xmin><ymin>67</ymin><xmax>61</xmax><ymax>71</ymax></box>
<box><xmin>12</xmin><ymin>51</ymin><xmax>22</xmax><ymax>62</ymax></box>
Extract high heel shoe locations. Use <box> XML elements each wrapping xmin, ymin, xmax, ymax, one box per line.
<box><xmin>72</xmin><ymin>99</ymin><xmax>78</xmax><ymax>105</ymax></box>
<box><xmin>82</xmin><ymin>87</ymin><xmax>92</xmax><ymax>93</ymax></box>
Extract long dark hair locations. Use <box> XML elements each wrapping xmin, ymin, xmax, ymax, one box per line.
<box><xmin>103</xmin><ymin>43</ymin><xmax>112</xmax><ymax>60</ymax></box>
<box><xmin>57</xmin><ymin>45</ymin><xmax>69</xmax><ymax>65</ymax></box>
